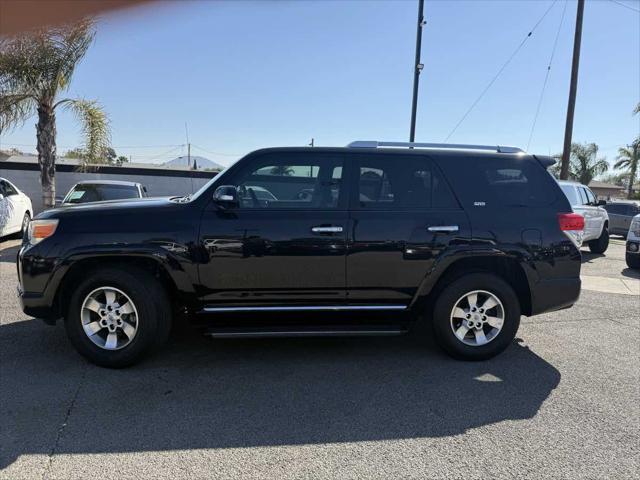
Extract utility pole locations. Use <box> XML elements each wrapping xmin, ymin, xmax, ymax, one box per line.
<box><xmin>187</xmin><ymin>142</ymin><xmax>191</xmax><ymax>169</ymax></box>
<box><xmin>560</xmin><ymin>0</ymin><xmax>584</xmax><ymax>180</ymax></box>
<box><xmin>409</xmin><ymin>0</ymin><xmax>425</xmax><ymax>143</ymax></box>
<box><xmin>308</xmin><ymin>138</ymin><xmax>314</xmax><ymax>147</ymax></box>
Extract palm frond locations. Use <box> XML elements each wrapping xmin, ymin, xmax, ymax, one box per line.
<box><xmin>61</xmin><ymin>98</ymin><xmax>110</xmax><ymax>166</ymax></box>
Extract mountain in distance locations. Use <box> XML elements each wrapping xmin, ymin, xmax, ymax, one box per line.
<box><xmin>163</xmin><ymin>155</ymin><xmax>223</xmax><ymax>170</ymax></box>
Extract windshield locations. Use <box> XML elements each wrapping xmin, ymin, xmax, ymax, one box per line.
<box><xmin>64</xmin><ymin>184</ymin><xmax>140</xmax><ymax>204</ymax></box>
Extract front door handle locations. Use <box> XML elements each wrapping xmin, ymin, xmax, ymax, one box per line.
<box><xmin>311</xmin><ymin>225</ymin><xmax>343</xmax><ymax>234</ymax></box>
<box><xmin>428</xmin><ymin>225</ymin><xmax>459</xmax><ymax>233</ymax></box>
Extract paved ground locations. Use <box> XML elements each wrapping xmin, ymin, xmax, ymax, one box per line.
<box><xmin>1</xmin><ymin>238</ymin><xmax>639</xmax><ymax>479</ymax></box>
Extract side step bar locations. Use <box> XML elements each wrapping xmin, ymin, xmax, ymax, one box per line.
<box><xmin>200</xmin><ymin>305</ymin><xmax>407</xmax><ymax>313</ymax></box>
<box><xmin>205</xmin><ymin>326</ymin><xmax>408</xmax><ymax>339</ymax></box>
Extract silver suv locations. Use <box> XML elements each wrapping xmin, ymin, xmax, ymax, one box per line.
<box><xmin>557</xmin><ymin>180</ymin><xmax>609</xmax><ymax>254</ymax></box>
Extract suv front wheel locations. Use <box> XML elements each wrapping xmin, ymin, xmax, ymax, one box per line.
<box><xmin>65</xmin><ymin>266</ymin><xmax>172</xmax><ymax>368</ymax></box>
<box><xmin>431</xmin><ymin>273</ymin><xmax>521</xmax><ymax>361</ymax></box>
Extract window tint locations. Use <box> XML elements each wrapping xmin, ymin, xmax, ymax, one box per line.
<box><xmin>355</xmin><ymin>156</ymin><xmax>458</xmax><ymax>210</ymax></box>
<box><xmin>481</xmin><ymin>160</ymin><xmax>557</xmax><ymax>206</ymax></box>
<box><xmin>605</xmin><ymin>204</ymin><xmax>623</xmax><ymax>214</ymax></box>
<box><xmin>578</xmin><ymin>187</ymin><xmax>589</xmax><ymax>205</ymax></box>
<box><xmin>64</xmin><ymin>184</ymin><xmax>140</xmax><ymax>203</ymax></box>
<box><xmin>584</xmin><ymin>188</ymin><xmax>596</xmax><ymax>205</ymax></box>
<box><xmin>232</xmin><ymin>156</ymin><xmax>343</xmax><ymax>209</ymax></box>
<box><xmin>560</xmin><ymin>185</ymin><xmax>579</xmax><ymax>206</ymax></box>
<box><xmin>2</xmin><ymin>181</ymin><xmax>18</xmax><ymax>196</ymax></box>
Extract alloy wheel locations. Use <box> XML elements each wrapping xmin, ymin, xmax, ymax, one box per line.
<box><xmin>449</xmin><ymin>290</ymin><xmax>505</xmax><ymax>347</ymax></box>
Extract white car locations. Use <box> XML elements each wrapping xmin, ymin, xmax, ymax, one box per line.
<box><xmin>0</xmin><ymin>177</ymin><xmax>33</xmax><ymax>238</ymax></box>
<box><xmin>557</xmin><ymin>180</ymin><xmax>609</xmax><ymax>253</ymax></box>
<box><xmin>626</xmin><ymin>214</ymin><xmax>640</xmax><ymax>269</ymax></box>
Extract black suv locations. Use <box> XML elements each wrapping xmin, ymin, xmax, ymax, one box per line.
<box><xmin>17</xmin><ymin>142</ymin><xmax>583</xmax><ymax>367</ymax></box>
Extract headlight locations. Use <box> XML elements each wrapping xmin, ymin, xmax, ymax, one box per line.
<box><xmin>632</xmin><ymin>221</ymin><xmax>640</xmax><ymax>237</ymax></box>
<box><xmin>27</xmin><ymin>219</ymin><xmax>59</xmax><ymax>245</ymax></box>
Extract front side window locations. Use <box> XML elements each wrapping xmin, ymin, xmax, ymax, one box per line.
<box><xmin>355</xmin><ymin>156</ymin><xmax>458</xmax><ymax>210</ymax></box>
<box><xmin>231</xmin><ymin>155</ymin><xmax>343</xmax><ymax>209</ymax></box>
<box><xmin>578</xmin><ymin>187</ymin><xmax>589</xmax><ymax>205</ymax></box>
<box><xmin>1</xmin><ymin>181</ymin><xmax>18</xmax><ymax>196</ymax></box>
<box><xmin>584</xmin><ymin>188</ymin><xmax>596</xmax><ymax>205</ymax></box>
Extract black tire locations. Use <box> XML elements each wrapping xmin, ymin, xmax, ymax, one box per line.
<box><xmin>626</xmin><ymin>253</ymin><xmax>640</xmax><ymax>269</ymax></box>
<box><xmin>20</xmin><ymin>211</ymin><xmax>30</xmax><ymax>235</ymax></box>
<box><xmin>64</xmin><ymin>266</ymin><xmax>172</xmax><ymax>368</ymax></box>
<box><xmin>588</xmin><ymin>226</ymin><xmax>609</xmax><ymax>254</ymax></box>
<box><xmin>431</xmin><ymin>273</ymin><xmax>521</xmax><ymax>361</ymax></box>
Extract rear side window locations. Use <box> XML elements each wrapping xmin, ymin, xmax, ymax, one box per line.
<box><xmin>433</xmin><ymin>154</ymin><xmax>559</xmax><ymax>207</ymax></box>
<box><xmin>354</xmin><ymin>155</ymin><xmax>458</xmax><ymax>210</ymax></box>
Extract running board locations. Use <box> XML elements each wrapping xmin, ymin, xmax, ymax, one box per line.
<box><xmin>200</xmin><ymin>305</ymin><xmax>407</xmax><ymax>313</ymax></box>
<box><xmin>205</xmin><ymin>326</ymin><xmax>407</xmax><ymax>339</ymax></box>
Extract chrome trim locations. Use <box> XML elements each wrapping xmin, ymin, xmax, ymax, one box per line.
<box><xmin>311</xmin><ymin>226</ymin><xmax>343</xmax><ymax>233</ymax></box>
<box><xmin>201</xmin><ymin>305</ymin><xmax>407</xmax><ymax>313</ymax></box>
<box><xmin>206</xmin><ymin>329</ymin><xmax>406</xmax><ymax>338</ymax></box>
<box><xmin>347</xmin><ymin>141</ymin><xmax>523</xmax><ymax>154</ymax></box>
<box><xmin>428</xmin><ymin>225</ymin><xmax>459</xmax><ymax>233</ymax></box>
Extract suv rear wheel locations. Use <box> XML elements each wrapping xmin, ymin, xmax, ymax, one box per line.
<box><xmin>431</xmin><ymin>273</ymin><xmax>520</xmax><ymax>360</ymax></box>
<box><xmin>588</xmin><ymin>226</ymin><xmax>609</xmax><ymax>254</ymax></box>
<box><xmin>65</xmin><ymin>266</ymin><xmax>172</xmax><ymax>368</ymax></box>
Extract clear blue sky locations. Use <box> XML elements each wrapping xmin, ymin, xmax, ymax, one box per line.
<box><xmin>1</xmin><ymin>0</ymin><xmax>639</xmax><ymax>168</ymax></box>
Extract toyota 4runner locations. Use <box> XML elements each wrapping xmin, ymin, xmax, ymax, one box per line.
<box><xmin>17</xmin><ymin>141</ymin><xmax>584</xmax><ymax>367</ymax></box>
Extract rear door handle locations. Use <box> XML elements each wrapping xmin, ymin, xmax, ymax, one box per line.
<box><xmin>311</xmin><ymin>225</ymin><xmax>343</xmax><ymax>234</ymax></box>
<box><xmin>427</xmin><ymin>225</ymin><xmax>459</xmax><ymax>233</ymax></box>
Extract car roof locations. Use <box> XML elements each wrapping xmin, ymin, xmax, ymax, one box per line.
<box><xmin>73</xmin><ymin>180</ymin><xmax>141</xmax><ymax>187</ymax></box>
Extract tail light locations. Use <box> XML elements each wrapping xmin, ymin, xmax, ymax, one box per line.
<box><xmin>558</xmin><ymin>213</ymin><xmax>584</xmax><ymax>248</ymax></box>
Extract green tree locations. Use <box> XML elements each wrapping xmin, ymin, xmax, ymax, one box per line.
<box><xmin>614</xmin><ymin>143</ymin><xmax>639</xmax><ymax>200</ymax></box>
<box><xmin>0</xmin><ymin>19</ymin><xmax>110</xmax><ymax>208</ymax></box>
<box><xmin>269</xmin><ymin>165</ymin><xmax>294</xmax><ymax>176</ymax></box>
<box><xmin>116</xmin><ymin>155</ymin><xmax>128</xmax><ymax>166</ymax></box>
<box><xmin>553</xmin><ymin>142</ymin><xmax>608</xmax><ymax>185</ymax></box>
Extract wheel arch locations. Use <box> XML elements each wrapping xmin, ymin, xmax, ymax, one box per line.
<box><xmin>412</xmin><ymin>254</ymin><xmax>533</xmax><ymax>316</ymax></box>
<box><xmin>53</xmin><ymin>254</ymin><xmax>194</xmax><ymax>318</ymax></box>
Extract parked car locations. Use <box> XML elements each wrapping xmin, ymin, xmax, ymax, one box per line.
<box><xmin>17</xmin><ymin>142</ymin><xmax>584</xmax><ymax>367</ymax></box>
<box><xmin>557</xmin><ymin>180</ymin><xmax>609</xmax><ymax>253</ymax></box>
<box><xmin>603</xmin><ymin>201</ymin><xmax>640</xmax><ymax>237</ymax></box>
<box><xmin>60</xmin><ymin>180</ymin><xmax>147</xmax><ymax>205</ymax></box>
<box><xmin>0</xmin><ymin>177</ymin><xmax>33</xmax><ymax>239</ymax></box>
<box><xmin>626</xmin><ymin>214</ymin><xmax>640</xmax><ymax>269</ymax></box>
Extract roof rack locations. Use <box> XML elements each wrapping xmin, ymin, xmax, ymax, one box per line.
<box><xmin>346</xmin><ymin>141</ymin><xmax>524</xmax><ymax>154</ymax></box>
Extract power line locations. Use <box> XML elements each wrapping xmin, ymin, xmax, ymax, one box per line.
<box><xmin>609</xmin><ymin>0</ymin><xmax>640</xmax><ymax>13</ymax></box>
<box><xmin>443</xmin><ymin>0</ymin><xmax>559</xmax><ymax>142</ymax></box>
<box><xmin>190</xmin><ymin>144</ymin><xmax>241</xmax><ymax>157</ymax></box>
<box><xmin>527</xmin><ymin>0</ymin><xmax>568</xmax><ymax>151</ymax></box>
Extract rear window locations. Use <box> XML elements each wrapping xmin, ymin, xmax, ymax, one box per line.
<box><xmin>64</xmin><ymin>184</ymin><xmax>140</xmax><ymax>203</ymax></box>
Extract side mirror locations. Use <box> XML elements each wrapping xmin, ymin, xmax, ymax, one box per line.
<box><xmin>213</xmin><ymin>185</ymin><xmax>239</xmax><ymax>209</ymax></box>
<box><xmin>596</xmin><ymin>199</ymin><xmax>606</xmax><ymax>206</ymax></box>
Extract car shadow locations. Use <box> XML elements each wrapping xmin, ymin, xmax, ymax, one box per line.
<box><xmin>0</xmin><ymin>317</ymin><xmax>561</xmax><ymax>469</ymax></box>
<box><xmin>580</xmin><ymin>251</ymin><xmax>604</xmax><ymax>263</ymax></box>
<box><xmin>621</xmin><ymin>268</ymin><xmax>640</xmax><ymax>279</ymax></box>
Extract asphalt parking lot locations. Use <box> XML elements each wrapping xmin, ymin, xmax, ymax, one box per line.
<box><xmin>1</xmin><ymin>237</ymin><xmax>638</xmax><ymax>479</ymax></box>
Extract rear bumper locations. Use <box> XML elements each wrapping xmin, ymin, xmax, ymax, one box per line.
<box><xmin>529</xmin><ymin>277</ymin><xmax>581</xmax><ymax>316</ymax></box>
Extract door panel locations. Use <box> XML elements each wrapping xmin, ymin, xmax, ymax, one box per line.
<box><xmin>346</xmin><ymin>153</ymin><xmax>470</xmax><ymax>304</ymax></box>
<box><xmin>197</xmin><ymin>152</ymin><xmax>348</xmax><ymax>306</ymax></box>
<box><xmin>347</xmin><ymin>210</ymin><xmax>470</xmax><ymax>303</ymax></box>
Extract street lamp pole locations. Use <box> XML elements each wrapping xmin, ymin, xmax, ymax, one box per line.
<box><xmin>409</xmin><ymin>0</ymin><xmax>425</xmax><ymax>142</ymax></box>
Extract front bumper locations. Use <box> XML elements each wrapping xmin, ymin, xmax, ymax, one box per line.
<box><xmin>17</xmin><ymin>284</ymin><xmax>58</xmax><ymax>323</ymax></box>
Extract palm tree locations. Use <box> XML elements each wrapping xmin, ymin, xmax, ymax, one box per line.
<box><xmin>553</xmin><ymin>142</ymin><xmax>608</xmax><ymax>185</ymax></box>
<box><xmin>0</xmin><ymin>19</ymin><xmax>110</xmax><ymax>208</ymax></box>
<box><xmin>615</xmin><ymin>144</ymin><xmax>639</xmax><ymax>199</ymax></box>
